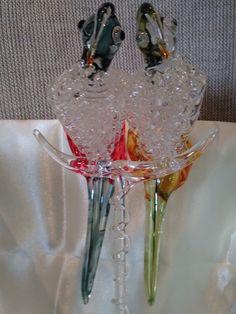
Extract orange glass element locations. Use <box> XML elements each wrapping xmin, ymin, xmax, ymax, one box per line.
<box><xmin>127</xmin><ymin>124</ymin><xmax>192</xmax><ymax>187</ymax></box>
<box><xmin>158</xmin><ymin>138</ymin><xmax>192</xmax><ymax>200</ymax></box>
<box><xmin>159</xmin><ymin>42</ymin><xmax>170</xmax><ymax>59</ymax></box>
<box><xmin>127</xmin><ymin>127</ymin><xmax>151</xmax><ymax>162</ymax></box>
<box><xmin>86</xmin><ymin>52</ymin><xmax>94</xmax><ymax>66</ymax></box>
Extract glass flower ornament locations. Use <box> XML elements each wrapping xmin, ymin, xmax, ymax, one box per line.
<box><xmin>126</xmin><ymin>2</ymin><xmax>209</xmax><ymax>305</ymax></box>
<box><xmin>46</xmin><ymin>2</ymin><xmax>127</xmax><ymax>305</ymax></box>
<box><xmin>33</xmin><ymin>2</ymin><xmax>218</xmax><ymax>313</ymax></box>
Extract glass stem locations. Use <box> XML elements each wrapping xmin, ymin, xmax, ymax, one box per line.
<box><xmin>82</xmin><ymin>177</ymin><xmax>114</xmax><ymax>304</ymax></box>
<box><xmin>111</xmin><ymin>176</ymin><xmax>132</xmax><ymax>314</ymax></box>
<box><xmin>144</xmin><ymin>179</ymin><xmax>167</xmax><ymax>305</ymax></box>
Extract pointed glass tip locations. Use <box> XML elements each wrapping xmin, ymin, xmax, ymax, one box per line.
<box><xmin>83</xmin><ymin>293</ymin><xmax>91</xmax><ymax>304</ymax></box>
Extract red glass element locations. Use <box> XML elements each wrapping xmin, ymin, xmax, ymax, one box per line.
<box><xmin>110</xmin><ymin>122</ymin><xmax>127</xmax><ymax>161</ymax></box>
<box><xmin>66</xmin><ymin>121</ymin><xmax>128</xmax><ymax>171</ymax></box>
<box><xmin>66</xmin><ymin>133</ymin><xmax>90</xmax><ymax>173</ymax></box>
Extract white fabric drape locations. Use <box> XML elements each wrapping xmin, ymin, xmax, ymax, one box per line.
<box><xmin>0</xmin><ymin>120</ymin><xmax>236</xmax><ymax>314</ymax></box>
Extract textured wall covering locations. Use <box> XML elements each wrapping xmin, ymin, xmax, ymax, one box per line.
<box><xmin>0</xmin><ymin>0</ymin><xmax>235</xmax><ymax>121</ymax></box>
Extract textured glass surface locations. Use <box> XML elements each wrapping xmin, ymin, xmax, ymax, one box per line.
<box><xmin>129</xmin><ymin>56</ymin><xmax>207</xmax><ymax>160</ymax></box>
<box><xmin>47</xmin><ymin>56</ymin><xmax>207</xmax><ymax>170</ymax></box>
<box><xmin>48</xmin><ymin>63</ymin><xmax>129</xmax><ymax>163</ymax></box>
<box><xmin>35</xmin><ymin>3</ymin><xmax>215</xmax><ymax>312</ymax></box>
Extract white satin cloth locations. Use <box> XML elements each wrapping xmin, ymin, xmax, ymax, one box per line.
<box><xmin>0</xmin><ymin>120</ymin><xmax>236</xmax><ymax>314</ymax></box>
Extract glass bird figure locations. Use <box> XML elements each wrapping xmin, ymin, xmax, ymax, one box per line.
<box><xmin>33</xmin><ymin>2</ymin><xmax>218</xmax><ymax>313</ymax></box>
<box><xmin>134</xmin><ymin>2</ymin><xmax>205</xmax><ymax>304</ymax></box>
<box><xmin>48</xmin><ymin>2</ymin><xmax>126</xmax><ymax>304</ymax></box>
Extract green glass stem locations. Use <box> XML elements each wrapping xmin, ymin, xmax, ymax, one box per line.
<box><xmin>144</xmin><ymin>179</ymin><xmax>167</xmax><ymax>305</ymax></box>
<box><xmin>82</xmin><ymin>177</ymin><xmax>114</xmax><ymax>304</ymax></box>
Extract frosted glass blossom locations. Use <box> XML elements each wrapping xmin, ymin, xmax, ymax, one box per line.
<box><xmin>48</xmin><ymin>62</ymin><xmax>130</xmax><ymax>163</ymax></box>
<box><xmin>128</xmin><ymin>56</ymin><xmax>206</xmax><ymax>160</ymax></box>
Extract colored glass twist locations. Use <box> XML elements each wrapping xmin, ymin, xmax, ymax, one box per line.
<box><xmin>111</xmin><ymin>177</ymin><xmax>131</xmax><ymax>314</ymax></box>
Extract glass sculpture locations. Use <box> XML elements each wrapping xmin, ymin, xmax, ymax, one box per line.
<box><xmin>133</xmin><ymin>2</ymin><xmax>203</xmax><ymax>304</ymax></box>
<box><xmin>33</xmin><ymin>2</ymin><xmax>218</xmax><ymax>313</ymax></box>
<box><xmin>48</xmin><ymin>2</ymin><xmax>126</xmax><ymax>304</ymax></box>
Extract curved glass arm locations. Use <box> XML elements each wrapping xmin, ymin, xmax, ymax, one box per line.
<box><xmin>33</xmin><ymin>129</ymin><xmax>78</xmax><ymax>171</ymax></box>
<box><xmin>33</xmin><ymin>126</ymin><xmax>219</xmax><ymax>179</ymax></box>
<box><xmin>114</xmin><ymin>127</ymin><xmax>218</xmax><ymax>178</ymax></box>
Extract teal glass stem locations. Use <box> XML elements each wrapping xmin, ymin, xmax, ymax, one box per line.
<box><xmin>82</xmin><ymin>177</ymin><xmax>114</xmax><ymax>304</ymax></box>
<box><xmin>144</xmin><ymin>179</ymin><xmax>167</xmax><ymax>305</ymax></box>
